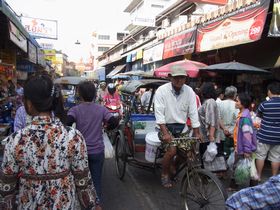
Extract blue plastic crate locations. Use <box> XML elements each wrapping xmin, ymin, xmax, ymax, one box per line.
<box><xmin>130</xmin><ymin>114</ymin><xmax>156</xmax><ymax>122</ymax></box>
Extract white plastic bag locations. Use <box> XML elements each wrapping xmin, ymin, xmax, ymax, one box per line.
<box><xmin>103</xmin><ymin>132</ymin><xmax>114</xmax><ymax>159</ymax></box>
<box><xmin>227</xmin><ymin>151</ymin><xmax>235</xmax><ymax>170</ymax></box>
<box><xmin>203</xmin><ymin>142</ymin><xmax>217</xmax><ymax>162</ymax></box>
<box><xmin>250</xmin><ymin>155</ymin><xmax>259</xmax><ymax>180</ymax></box>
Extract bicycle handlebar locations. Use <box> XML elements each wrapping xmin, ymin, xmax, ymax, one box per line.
<box><xmin>172</xmin><ymin>137</ymin><xmax>199</xmax><ymax>141</ymax></box>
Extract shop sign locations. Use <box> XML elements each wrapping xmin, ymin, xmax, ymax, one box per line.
<box><xmin>43</xmin><ymin>49</ymin><xmax>56</xmax><ymax>56</ymax></box>
<box><xmin>54</xmin><ymin>54</ymin><xmax>63</xmax><ymax>64</ymax></box>
<box><xmin>131</xmin><ymin>52</ymin><xmax>137</xmax><ymax>62</ymax></box>
<box><xmin>143</xmin><ymin>42</ymin><xmax>164</xmax><ymax>64</ymax></box>
<box><xmin>21</xmin><ymin>16</ymin><xmax>58</xmax><ymax>39</ymax></box>
<box><xmin>16</xmin><ymin>61</ymin><xmax>35</xmax><ymax>73</ymax></box>
<box><xmin>37</xmin><ymin>49</ymin><xmax>46</xmax><ymax>66</ymax></box>
<box><xmin>136</xmin><ymin>50</ymin><xmax>143</xmax><ymax>60</ymax></box>
<box><xmin>8</xmin><ymin>21</ymin><xmax>27</xmax><ymax>52</ymax></box>
<box><xmin>186</xmin><ymin>0</ymin><xmax>227</xmax><ymax>5</ymax></box>
<box><xmin>269</xmin><ymin>0</ymin><xmax>280</xmax><ymax>37</ymax></box>
<box><xmin>39</xmin><ymin>42</ymin><xmax>54</xmax><ymax>49</ymax></box>
<box><xmin>126</xmin><ymin>54</ymin><xmax>132</xmax><ymax>63</ymax></box>
<box><xmin>132</xmin><ymin>16</ymin><xmax>155</xmax><ymax>27</ymax></box>
<box><xmin>96</xmin><ymin>67</ymin><xmax>106</xmax><ymax>81</ymax></box>
<box><xmin>163</xmin><ymin>27</ymin><xmax>196</xmax><ymax>59</ymax></box>
<box><xmin>28</xmin><ymin>41</ymin><xmax>37</xmax><ymax>64</ymax></box>
<box><xmin>196</xmin><ymin>0</ymin><xmax>270</xmax><ymax>52</ymax></box>
<box><xmin>43</xmin><ymin>49</ymin><xmax>56</xmax><ymax>64</ymax></box>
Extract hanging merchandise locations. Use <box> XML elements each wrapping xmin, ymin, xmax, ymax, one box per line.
<box><xmin>268</xmin><ymin>0</ymin><xmax>280</xmax><ymax>37</ymax></box>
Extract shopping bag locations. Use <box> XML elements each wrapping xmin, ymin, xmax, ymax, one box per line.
<box><xmin>234</xmin><ymin>158</ymin><xmax>251</xmax><ymax>185</ymax></box>
<box><xmin>103</xmin><ymin>132</ymin><xmax>114</xmax><ymax>159</ymax></box>
<box><xmin>250</xmin><ymin>154</ymin><xmax>259</xmax><ymax>180</ymax></box>
<box><xmin>72</xmin><ymin>122</ymin><xmax>76</xmax><ymax>129</ymax></box>
<box><xmin>203</xmin><ymin>156</ymin><xmax>227</xmax><ymax>172</ymax></box>
<box><xmin>227</xmin><ymin>151</ymin><xmax>235</xmax><ymax>171</ymax></box>
<box><xmin>203</xmin><ymin>142</ymin><xmax>217</xmax><ymax>162</ymax></box>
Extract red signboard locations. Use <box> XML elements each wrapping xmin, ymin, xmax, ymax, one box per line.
<box><xmin>196</xmin><ymin>0</ymin><xmax>270</xmax><ymax>52</ymax></box>
<box><xmin>163</xmin><ymin>27</ymin><xmax>196</xmax><ymax>59</ymax></box>
<box><xmin>187</xmin><ymin>0</ymin><xmax>227</xmax><ymax>5</ymax></box>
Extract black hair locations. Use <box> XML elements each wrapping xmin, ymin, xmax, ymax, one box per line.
<box><xmin>24</xmin><ymin>74</ymin><xmax>53</xmax><ymax>112</ymax></box>
<box><xmin>200</xmin><ymin>82</ymin><xmax>216</xmax><ymax>100</ymax></box>
<box><xmin>52</xmin><ymin>86</ymin><xmax>67</xmax><ymax>124</ymax></box>
<box><xmin>216</xmin><ymin>88</ymin><xmax>224</xmax><ymax>97</ymax></box>
<box><xmin>78</xmin><ymin>81</ymin><xmax>96</xmax><ymax>102</ymax></box>
<box><xmin>238</xmin><ymin>93</ymin><xmax>251</xmax><ymax>109</ymax></box>
<box><xmin>24</xmin><ymin>74</ymin><xmax>66</xmax><ymax>122</ymax></box>
<box><xmin>267</xmin><ymin>82</ymin><xmax>280</xmax><ymax>95</ymax></box>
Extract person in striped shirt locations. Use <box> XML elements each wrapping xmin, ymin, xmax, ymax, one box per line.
<box><xmin>256</xmin><ymin>81</ymin><xmax>280</xmax><ymax>180</ymax></box>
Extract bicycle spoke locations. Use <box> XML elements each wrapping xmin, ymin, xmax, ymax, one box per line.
<box><xmin>184</xmin><ymin>169</ymin><xmax>226</xmax><ymax>210</ymax></box>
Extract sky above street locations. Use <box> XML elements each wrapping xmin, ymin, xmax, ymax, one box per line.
<box><xmin>5</xmin><ymin>0</ymin><xmax>130</xmax><ymax>62</ymax></box>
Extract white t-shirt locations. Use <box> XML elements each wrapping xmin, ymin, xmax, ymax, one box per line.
<box><xmin>218</xmin><ymin>99</ymin><xmax>239</xmax><ymax>139</ymax></box>
<box><xmin>154</xmin><ymin>83</ymin><xmax>200</xmax><ymax>128</ymax></box>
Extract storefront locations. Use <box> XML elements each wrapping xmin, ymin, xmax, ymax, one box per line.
<box><xmin>143</xmin><ymin>42</ymin><xmax>164</xmax><ymax>71</ymax></box>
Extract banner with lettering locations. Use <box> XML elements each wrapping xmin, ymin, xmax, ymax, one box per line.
<box><xmin>163</xmin><ymin>27</ymin><xmax>196</xmax><ymax>59</ymax></box>
<box><xmin>196</xmin><ymin>0</ymin><xmax>270</xmax><ymax>52</ymax></box>
<box><xmin>187</xmin><ymin>0</ymin><xmax>227</xmax><ymax>5</ymax></box>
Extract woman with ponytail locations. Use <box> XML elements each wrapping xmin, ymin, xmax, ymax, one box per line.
<box><xmin>0</xmin><ymin>74</ymin><xmax>100</xmax><ymax>210</ymax></box>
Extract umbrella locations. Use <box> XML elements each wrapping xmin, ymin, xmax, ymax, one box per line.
<box><xmin>154</xmin><ymin>60</ymin><xmax>208</xmax><ymax>78</ymax></box>
<box><xmin>200</xmin><ymin>61</ymin><xmax>270</xmax><ymax>74</ymax></box>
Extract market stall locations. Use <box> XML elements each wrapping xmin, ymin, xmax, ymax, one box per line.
<box><xmin>0</xmin><ymin>63</ymin><xmax>16</xmax><ymax>139</ymax></box>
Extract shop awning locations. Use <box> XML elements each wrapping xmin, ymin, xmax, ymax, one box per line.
<box><xmin>0</xmin><ymin>0</ymin><xmax>30</xmax><ymax>39</ymax></box>
<box><xmin>0</xmin><ymin>0</ymin><xmax>41</xmax><ymax>57</ymax></box>
<box><xmin>106</xmin><ymin>64</ymin><xmax>126</xmax><ymax>78</ymax></box>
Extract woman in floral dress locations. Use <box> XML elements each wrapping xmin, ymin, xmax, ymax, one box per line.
<box><xmin>0</xmin><ymin>74</ymin><xmax>100</xmax><ymax>210</ymax></box>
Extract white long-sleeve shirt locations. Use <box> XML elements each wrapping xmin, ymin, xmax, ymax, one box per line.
<box><xmin>141</xmin><ymin>90</ymin><xmax>153</xmax><ymax>107</ymax></box>
<box><xmin>154</xmin><ymin>83</ymin><xmax>200</xmax><ymax>128</ymax></box>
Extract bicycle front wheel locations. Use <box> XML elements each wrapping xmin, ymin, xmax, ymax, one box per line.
<box><xmin>115</xmin><ymin>131</ymin><xmax>127</xmax><ymax>180</ymax></box>
<box><xmin>181</xmin><ymin>168</ymin><xmax>227</xmax><ymax>210</ymax></box>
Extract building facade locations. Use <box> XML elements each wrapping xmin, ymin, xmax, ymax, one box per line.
<box><xmin>92</xmin><ymin>31</ymin><xmax>128</xmax><ymax>69</ymax></box>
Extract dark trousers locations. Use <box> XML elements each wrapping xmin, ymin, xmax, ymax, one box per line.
<box><xmin>223</xmin><ymin>137</ymin><xmax>234</xmax><ymax>158</ymax></box>
<box><xmin>88</xmin><ymin>152</ymin><xmax>105</xmax><ymax>203</ymax></box>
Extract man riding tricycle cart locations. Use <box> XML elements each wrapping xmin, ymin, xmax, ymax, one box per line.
<box><xmin>114</xmin><ymin>71</ymin><xmax>227</xmax><ymax>210</ymax></box>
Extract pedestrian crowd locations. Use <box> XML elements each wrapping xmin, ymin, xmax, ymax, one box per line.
<box><xmin>154</xmin><ymin>66</ymin><xmax>280</xmax><ymax>209</ymax></box>
<box><xmin>0</xmin><ymin>69</ymin><xmax>279</xmax><ymax>209</ymax></box>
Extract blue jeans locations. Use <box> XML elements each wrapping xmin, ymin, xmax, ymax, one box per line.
<box><xmin>88</xmin><ymin>152</ymin><xmax>105</xmax><ymax>203</ymax></box>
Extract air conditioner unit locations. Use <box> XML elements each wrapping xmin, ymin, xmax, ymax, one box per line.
<box><xmin>148</xmin><ymin>30</ymin><xmax>156</xmax><ymax>38</ymax></box>
<box><xmin>162</xmin><ymin>18</ymin><xmax>170</xmax><ymax>28</ymax></box>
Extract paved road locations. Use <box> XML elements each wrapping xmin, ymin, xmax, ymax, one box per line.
<box><xmin>102</xmin><ymin>159</ymin><xmax>185</xmax><ymax>210</ymax></box>
<box><xmin>101</xmin><ymin>158</ymin><xmax>273</xmax><ymax>210</ymax></box>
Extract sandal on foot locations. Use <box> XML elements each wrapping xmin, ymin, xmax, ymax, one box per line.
<box><xmin>161</xmin><ymin>176</ymin><xmax>173</xmax><ymax>188</ymax></box>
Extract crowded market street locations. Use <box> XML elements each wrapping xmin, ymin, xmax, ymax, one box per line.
<box><xmin>1</xmin><ymin>0</ymin><xmax>280</xmax><ymax>209</ymax></box>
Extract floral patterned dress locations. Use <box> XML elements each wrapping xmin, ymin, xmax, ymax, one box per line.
<box><xmin>0</xmin><ymin>116</ymin><xmax>97</xmax><ymax>210</ymax></box>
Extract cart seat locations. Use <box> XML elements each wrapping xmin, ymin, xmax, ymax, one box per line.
<box><xmin>131</xmin><ymin>114</ymin><xmax>157</xmax><ymax>145</ymax></box>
